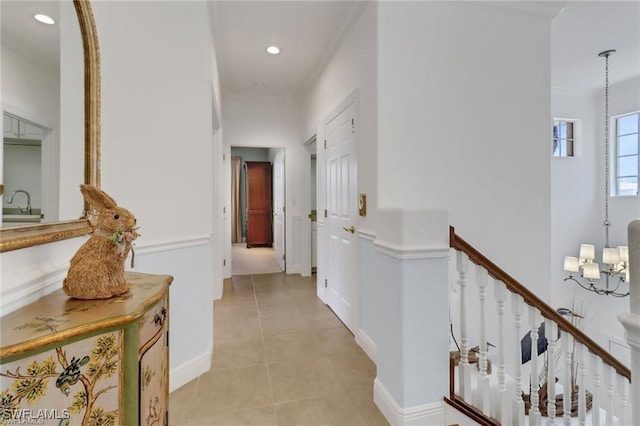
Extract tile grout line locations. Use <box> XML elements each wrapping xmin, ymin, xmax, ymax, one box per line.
<box><xmin>250</xmin><ymin>274</ymin><xmax>280</xmax><ymax>425</ymax></box>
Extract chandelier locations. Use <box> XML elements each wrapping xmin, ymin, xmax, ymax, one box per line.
<box><xmin>563</xmin><ymin>49</ymin><xmax>629</xmax><ymax>297</ymax></box>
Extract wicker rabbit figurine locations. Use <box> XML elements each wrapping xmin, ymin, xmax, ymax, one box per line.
<box><xmin>63</xmin><ymin>184</ymin><xmax>139</xmax><ymax>299</ymax></box>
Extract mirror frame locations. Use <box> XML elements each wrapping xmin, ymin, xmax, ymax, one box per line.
<box><xmin>0</xmin><ymin>0</ymin><xmax>100</xmax><ymax>253</ymax></box>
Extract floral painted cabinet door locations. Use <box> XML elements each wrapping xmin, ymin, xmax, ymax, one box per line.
<box><xmin>1</xmin><ymin>332</ymin><xmax>122</xmax><ymax>425</ymax></box>
<box><xmin>139</xmin><ymin>296</ymin><xmax>168</xmax><ymax>426</ymax></box>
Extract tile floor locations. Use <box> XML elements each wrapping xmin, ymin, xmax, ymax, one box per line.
<box><xmin>169</xmin><ymin>273</ymin><xmax>389</xmax><ymax>426</ymax></box>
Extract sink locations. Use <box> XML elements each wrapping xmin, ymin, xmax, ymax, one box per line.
<box><xmin>3</xmin><ymin>214</ymin><xmax>41</xmax><ymax>223</ymax></box>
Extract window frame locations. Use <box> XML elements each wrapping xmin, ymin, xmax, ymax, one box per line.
<box><xmin>552</xmin><ymin>118</ymin><xmax>579</xmax><ymax>158</ymax></box>
<box><xmin>612</xmin><ymin>111</ymin><xmax>639</xmax><ymax>197</ymax></box>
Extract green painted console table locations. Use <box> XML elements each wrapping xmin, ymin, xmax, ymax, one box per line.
<box><xmin>0</xmin><ymin>272</ymin><xmax>173</xmax><ymax>426</ymax></box>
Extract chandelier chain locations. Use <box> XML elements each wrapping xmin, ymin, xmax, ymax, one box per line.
<box><xmin>604</xmin><ymin>53</ymin><xmax>610</xmax><ymax>228</ymax></box>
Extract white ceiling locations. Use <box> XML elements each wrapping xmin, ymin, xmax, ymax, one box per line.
<box><xmin>210</xmin><ymin>1</ymin><xmax>366</xmax><ymax>102</ymax></box>
<box><xmin>551</xmin><ymin>1</ymin><xmax>640</xmax><ymax>93</ymax></box>
<box><xmin>213</xmin><ymin>1</ymin><xmax>640</xmax><ymax>101</ymax></box>
<box><xmin>2</xmin><ymin>1</ymin><xmax>637</xmax><ymax>100</ymax></box>
<box><xmin>1</xmin><ymin>1</ymin><xmax>60</xmax><ymax>77</ymax></box>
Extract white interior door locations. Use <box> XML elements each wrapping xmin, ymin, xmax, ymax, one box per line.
<box><xmin>273</xmin><ymin>150</ymin><xmax>286</xmax><ymax>271</ymax></box>
<box><xmin>325</xmin><ymin>100</ymin><xmax>357</xmax><ymax>332</ymax></box>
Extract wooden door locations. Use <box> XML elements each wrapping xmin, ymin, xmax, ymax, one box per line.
<box><xmin>245</xmin><ymin>161</ymin><xmax>273</xmax><ymax>248</ymax></box>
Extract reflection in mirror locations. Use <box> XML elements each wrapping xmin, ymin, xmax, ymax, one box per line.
<box><xmin>0</xmin><ymin>0</ymin><xmax>99</xmax><ymax>252</ymax></box>
<box><xmin>3</xmin><ymin>112</ymin><xmax>47</xmax><ymax>227</ymax></box>
<box><xmin>1</xmin><ymin>1</ymin><xmax>84</xmax><ymax>229</ymax></box>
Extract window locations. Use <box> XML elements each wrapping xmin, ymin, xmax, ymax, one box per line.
<box><xmin>614</xmin><ymin>112</ymin><xmax>639</xmax><ymax>196</ymax></box>
<box><xmin>553</xmin><ymin>120</ymin><xmax>575</xmax><ymax>157</ymax></box>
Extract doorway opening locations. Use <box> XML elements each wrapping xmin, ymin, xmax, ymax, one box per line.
<box><xmin>229</xmin><ymin>146</ymin><xmax>286</xmax><ymax>275</ymax></box>
<box><xmin>304</xmin><ymin>135</ymin><xmax>318</xmax><ymax>275</ymax></box>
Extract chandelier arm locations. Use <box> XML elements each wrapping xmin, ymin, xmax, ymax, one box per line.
<box><xmin>607</xmin><ymin>277</ymin><xmax>629</xmax><ymax>297</ymax></box>
<box><xmin>611</xmin><ymin>291</ymin><xmax>630</xmax><ymax>298</ymax></box>
<box><xmin>564</xmin><ymin>276</ymin><xmax>606</xmax><ymax>295</ymax></box>
<box><xmin>564</xmin><ymin>275</ymin><xmax>629</xmax><ymax>297</ymax></box>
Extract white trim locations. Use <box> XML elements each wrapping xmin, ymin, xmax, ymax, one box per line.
<box><xmin>355</xmin><ymin>328</ymin><xmax>377</xmax><ymax>364</ymax></box>
<box><xmin>373</xmin><ymin>239</ymin><xmax>450</xmax><ymax>260</ymax></box>
<box><xmin>358</xmin><ymin>228</ymin><xmax>376</xmax><ymax>241</ymax></box>
<box><xmin>135</xmin><ymin>234</ymin><xmax>213</xmax><ymax>256</ymax></box>
<box><xmin>222</xmin><ymin>93</ymin><xmax>297</xmax><ymax>106</ymax></box>
<box><xmin>169</xmin><ymin>338</ymin><xmax>213</xmax><ymax>392</ymax></box>
<box><xmin>324</xmin><ymin>90</ymin><xmax>359</xmax><ymax>126</ymax></box>
<box><xmin>373</xmin><ymin>379</ymin><xmax>445</xmax><ymax>426</ymax></box>
<box><xmin>1</xmin><ymin>268</ymin><xmax>67</xmax><ymax>315</ymax></box>
<box><xmin>489</xmin><ymin>1</ymin><xmax>564</xmax><ymax>18</ymax></box>
<box><xmin>620</xmin><ymin>312</ymin><xmax>640</xmax><ymax>349</ymax></box>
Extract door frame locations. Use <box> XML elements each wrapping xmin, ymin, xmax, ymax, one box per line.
<box><xmin>303</xmin><ymin>134</ymin><xmax>317</xmax><ymax>277</ymax></box>
<box><xmin>223</xmin><ymin>144</ymin><xmax>288</xmax><ymax>279</ymax></box>
<box><xmin>273</xmin><ymin>149</ymin><xmax>286</xmax><ymax>271</ymax></box>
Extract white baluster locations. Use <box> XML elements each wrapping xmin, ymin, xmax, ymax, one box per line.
<box><xmin>476</xmin><ymin>265</ymin><xmax>490</xmax><ymax>415</ymax></box>
<box><xmin>576</xmin><ymin>343</ymin><xmax>587</xmax><ymax>426</ymax></box>
<box><xmin>493</xmin><ymin>279</ymin><xmax>510</xmax><ymax>423</ymax></box>
<box><xmin>511</xmin><ymin>293</ymin><xmax>525</xmax><ymax>426</ymax></box>
<box><xmin>528</xmin><ymin>306</ymin><xmax>541</xmax><ymax>426</ymax></box>
<box><xmin>605</xmin><ymin>365</ymin><xmax>614</xmax><ymax>426</ymax></box>
<box><xmin>562</xmin><ymin>332</ymin><xmax>573</xmax><ymax>425</ymax></box>
<box><xmin>592</xmin><ymin>355</ymin><xmax>602</xmax><ymax>426</ymax></box>
<box><xmin>619</xmin><ymin>375</ymin><xmax>629</xmax><ymax>426</ymax></box>
<box><xmin>546</xmin><ymin>318</ymin><xmax>558</xmax><ymax>425</ymax></box>
<box><xmin>456</xmin><ymin>251</ymin><xmax>471</xmax><ymax>401</ymax></box>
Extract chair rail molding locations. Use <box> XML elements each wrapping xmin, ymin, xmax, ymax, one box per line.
<box><xmin>373</xmin><ymin>208</ymin><xmax>450</xmax><ymax>259</ymax></box>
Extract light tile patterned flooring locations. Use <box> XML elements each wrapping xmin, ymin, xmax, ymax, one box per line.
<box><xmin>169</xmin><ymin>273</ymin><xmax>389</xmax><ymax>426</ymax></box>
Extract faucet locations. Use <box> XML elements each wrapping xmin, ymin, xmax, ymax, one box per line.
<box><xmin>7</xmin><ymin>190</ymin><xmax>32</xmax><ymax>215</ymax></box>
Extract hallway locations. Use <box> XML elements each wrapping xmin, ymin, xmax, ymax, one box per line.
<box><xmin>169</xmin><ymin>273</ymin><xmax>388</xmax><ymax>425</ymax></box>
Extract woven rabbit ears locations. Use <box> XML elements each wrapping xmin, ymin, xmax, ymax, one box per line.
<box><xmin>63</xmin><ymin>185</ymin><xmax>139</xmax><ymax>299</ymax></box>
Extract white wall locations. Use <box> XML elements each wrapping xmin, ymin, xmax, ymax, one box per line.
<box><xmin>0</xmin><ymin>1</ymin><xmax>220</xmax><ymax>392</ymax></box>
<box><xmin>222</xmin><ymin>96</ymin><xmax>305</xmax><ymax>275</ymax></box>
<box><xmin>377</xmin><ymin>2</ymin><xmax>553</xmax><ymax>299</ymax></box>
<box><xmin>1</xmin><ymin>46</ymin><xmax>59</xmax><ymax>132</ymax></box>
<box><xmin>93</xmin><ymin>0</ymin><xmax>216</xmax><ymax>390</ymax></box>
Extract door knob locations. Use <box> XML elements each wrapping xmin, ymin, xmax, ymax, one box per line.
<box><xmin>342</xmin><ymin>226</ymin><xmax>356</xmax><ymax>234</ymax></box>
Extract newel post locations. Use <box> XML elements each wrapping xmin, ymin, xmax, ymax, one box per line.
<box><xmin>619</xmin><ymin>219</ymin><xmax>640</xmax><ymax>425</ymax></box>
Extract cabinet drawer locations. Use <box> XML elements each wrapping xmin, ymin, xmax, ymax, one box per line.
<box><xmin>139</xmin><ymin>296</ymin><xmax>168</xmax><ymax>351</ymax></box>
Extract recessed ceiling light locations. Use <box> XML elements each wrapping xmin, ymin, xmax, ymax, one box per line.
<box><xmin>266</xmin><ymin>46</ymin><xmax>280</xmax><ymax>55</ymax></box>
<box><xmin>34</xmin><ymin>14</ymin><xmax>55</xmax><ymax>25</ymax></box>
<box><xmin>255</xmin><ymin>83</ymin><xmax>265</xmax><ymax>89</ymax></box>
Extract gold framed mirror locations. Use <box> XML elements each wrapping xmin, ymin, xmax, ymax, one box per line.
<box><xmin>0</xmin><ymin>0</ymin><xmax>100</xmax><ymax>252</ymax></box>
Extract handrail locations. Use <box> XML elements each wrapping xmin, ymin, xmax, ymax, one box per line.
<box><xmin>449</xmin><ymin>226</ymin><xmax>631</xmax><ymax>381</ymax></box>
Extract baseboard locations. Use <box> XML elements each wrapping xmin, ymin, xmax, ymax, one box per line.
<box><xmin>169</xmin><ymin>339</ymin><xmax>212</xmax><ymax>392</ymax></box>
<box><xmin>374</xmin><ymin>379</ymin><xmax>445</xmax><ymax>426</ymax></box>
<box><xmin>355</xmin><ymin>328</ymin><xmax>377</xmax><ymax>364</ymax></box>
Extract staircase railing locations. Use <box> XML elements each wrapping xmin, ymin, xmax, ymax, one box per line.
<box><xmin>448</xmin><ymin>226</ymin><xmax>631</xmax><ymax>425</ymax></box>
